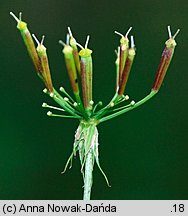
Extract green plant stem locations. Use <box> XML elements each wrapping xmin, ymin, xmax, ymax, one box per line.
<box><xmin>52</xmin><ymin>89</ymin><xmax>81</xmax><ymax>118</ymax></box>
<box><xmin>74</xmin><ymin>93</ymin><xmax>88</xmax><ymax>119</ymax></box>
<box><xmin>99</xmin><ymin>90</ymin><xmax>157</xmax><ymax>123</ymax></box>
<box><xmin>83</xmin><ymin>149</ymin><xmax>94</xmax><ymax>200</ymax></box>
<box><xmin>94</xmin><ymin>93</ymin><xmax>119</xmax><ymax>118</ymax></box>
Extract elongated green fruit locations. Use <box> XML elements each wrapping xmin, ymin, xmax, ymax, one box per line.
<box><xmin>68</xmin><ymin>27</ymin><xmax>81</xmax><ymax>74</ymax></box>
<box><xmin>10</xmin><ymin>12</ymin><xmax>41</xmax><ymax>74</ymax></box>
<box><xmin>115</xmin><ymin>47</ymin><xmax>120</xmax><ymax>91</ymax></box>
<box><xmin>152</xmin><ymin>26</ymin><xmax>180</xmax><ymax>92</ymax></box>
<box><xmin>118</xmin><ymin>36</ymin><xmax>136</xmax><ymax>96</ymax></box>
<box><xmin>59</xmin><ymin>40</ymin><xmax>86</xmax><ymax>117</ymax></box>
<box><xmin>61</xmin><ymin>42</ymin><xmax>79</xmax><ymax>94</ymax></box>
<box><xmin>115</xmin><ymin>27</ymin><xmax>132</xmax><ymax>87</ymax></box>
<box><xmin>78</xmin><ymin>36</ymin><xmax>93</xmax><ymax>111</ymax></box>
<box><xmin>32</xmin><ymin>34</ymin><xmax>53</xmax><ymax>92</ymax></box>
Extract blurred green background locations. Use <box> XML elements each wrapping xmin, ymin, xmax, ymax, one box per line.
<box><xmin>0</xmin><ymin>0</ymin><xmax>187</xmax><ymax>200</ymax></box>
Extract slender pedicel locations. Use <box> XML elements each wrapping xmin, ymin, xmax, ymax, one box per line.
<box><xmin>59</xmin><ymin>86</ymin><xmax>75</xmax><ymax>103</ymax></box>
<box><xmin>64</xmin><ymin>96</ymin><xmax>76</xmax><ymax>106</ymax></box>
<box><xmin>115</xmin><ymin>94</ymin><xmax>130</xmax><ymax>106</ymax></box>
<box><xmin>92</xmin><ymin>101</ymin><xmax>103</xmax><ymax>113</ymax></box>
<box><xmin>111</xmin><ymin>100</ymin><xmax>135</xmax><ymax>112</ymax></box>
<box><xmin>42</xmin><ymin>102</ymin><xmax>65</xmax><ymax>112</ymax></box>
<box><xmin>47</xmin><ymin>111</ymin><xmax>78</xmax><ymax>118</ymax></box>
<box><xmin>10</xmin><ymin>12</ymin><xmax>41</xmax><ymax>73</ymax></box>
<box><xmin>99</xmin><ymin>91</ymin><xmax>157</xmax><ymax>123</ymax></box>
<box><xmin>32</xmin><ymin>34</ymin><xmax>53</xmax><ymax>92</ymax></box>
<box><xmin>152</xmin><ymin>26</ymin><xmax>180</xmax><ymax>92</ymax></box>
<box><xmin>51</xmin><ymin>90</ymin><xmax>82</xmax><ymax>116</ymax></box>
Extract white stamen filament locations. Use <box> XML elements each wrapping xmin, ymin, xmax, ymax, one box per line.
<box><xmin>66</xmin><ymin>34</ymin><xmax>70</xmax><ymax>45</ymax></box>
<box><xmin>125</xmin><ymin>26</ymin><xmax>132</xmax><ymax>37</ymax></box>
<box><xmin>41</xmin><ymin>35</ymin><xmax>45</xmax><ymax>45</ymax></box>
<box><xmin>167</xmin><ymin>26</ymin><xmax>180</xmax><ymax>39</ymax></box>
<box><xmin>130</xmin><ymin>35</ymin><xmax>135</xmax><ymax>48</ymax></box>
<box><xmin>114</xmin><ymin>31</ymin><xmax>124</xmax><ymax>38</ymax></box>
<box><xmin>32</xmin><ymin>34</ymin><xmax>45</xmax><ymax>46</ymax></box>
<box><xmin>19</xmin><ymin>12</ymin><xmax>22</xmax><ymax>21</ymax></box>
<box><xmin>173</xmin><ymin>29</ymin><xmax>180</xmax><ymax>39</ymax></box>
<box><xmin>75</xmin><ymin>41</ymin><xmax>84</xmax><ymax>50</ymax></box>
<box><xmin>117</xmin><ymin>46</ymin><xmax>120</xmax><ymax>57</ymax></box>
<box><xmin>115</xmin><ymin>27</ymin><xmax>132</xmax><ymax>39</ymax></box>
<box><xmin>167</xmin><ymin>26</ymin><xmax>172</xmax><ymax>38</ymax></box>
<box><xmin>32</xmin><ymin>34</ymin><xmax>40</xmax><ymax>46</ymax></box>
<box><xmin>10</xmin><ymin>12</ymin><xmax>20</xmax><ymax>23</ymax></box>
<box><xmin>67</xmin><ymin>27</ymin><xmax>73</xmax><ymax>38</ymax></box>
<box><xmin>85</xmin><ymin>35</ymin><xmax>90</xmax><ymax>49</ymax></box>
<box><xmin>59</xmin><ymin>40</ymin><xmax>66</xmax><ymax>47</ymax></box>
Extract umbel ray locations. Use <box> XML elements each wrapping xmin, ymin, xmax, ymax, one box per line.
<box><xmin>10</xmin><ymin>11</ymin><xmax>180</xmax><ymax>200</ymax></box>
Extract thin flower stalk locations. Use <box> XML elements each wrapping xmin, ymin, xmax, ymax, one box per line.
<box><xmin>10</xmin><ymin>11</ymin><xmax>179</xmax><ymax>200</ymax></box>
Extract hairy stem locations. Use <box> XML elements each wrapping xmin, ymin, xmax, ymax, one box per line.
<box><xmin>64</xmin><ymin>120</ymin><xmax>109</xmax><ymax>200</ymax></box>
